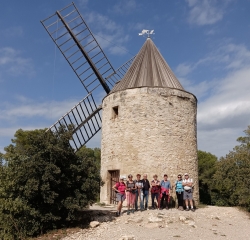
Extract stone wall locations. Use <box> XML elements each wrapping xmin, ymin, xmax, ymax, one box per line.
<box><xmin>100</xmin><ymin>87</ymin><xmax>199</xmax><ymax>205</ymax></box>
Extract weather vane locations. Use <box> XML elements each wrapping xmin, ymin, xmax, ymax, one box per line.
<box><xmin>138</xmin><ymin>29</ymin><xmax>155</xmax><ymax>38</ymax></box>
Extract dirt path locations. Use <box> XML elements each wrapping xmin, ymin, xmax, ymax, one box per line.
<box><xmin>62</xmin><ymin>205</ymin><xmax>250</xmax><ymax>240</ymax></box>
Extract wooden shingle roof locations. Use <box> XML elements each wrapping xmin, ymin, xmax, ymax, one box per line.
<box><xmin>110</xmin><ymin>38</ymin><xmax>184</xmax><ymax>94</ymax></box>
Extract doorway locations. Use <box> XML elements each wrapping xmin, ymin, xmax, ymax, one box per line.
<box><xmin>109</xmin><ymin>170</ymin><xmax>120</xmax><ymax>204</ymax></box>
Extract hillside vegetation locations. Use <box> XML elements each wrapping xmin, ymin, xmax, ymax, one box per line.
<box><xmin>0</xmin><ymin>125</ymin><xmax>249</xmax><ymax>239</ymax></box>
<box><xmin>0</xmin><ymin>127</ymin><xmax>101</xmax><ymax>239</ymax></box>
<box><xmin>198</xmin><ymin>126</ymin><xmax>250</xmax><ymax>210</ymax></box>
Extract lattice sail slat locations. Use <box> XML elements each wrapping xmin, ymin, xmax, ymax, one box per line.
<box><xmin>41</xmin><ymin>2</ymin><xmax>114</xmax><ymax>94</ymax></box>
<box><xmin>47</xmin><ymin>93</ymin><xmax>101</xmax><ymax>150</ymax></box>
<box><xmin>105</xmin><ymin>56</ymin><xmax>136</xmax><ymax>88</ymax></box>
<box><xmin>42</xmin><ymin>2</ymin><xmax>136</xmax><ymax>150</ymax></box>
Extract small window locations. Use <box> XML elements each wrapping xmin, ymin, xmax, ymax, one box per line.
<box><xmin>112</xmin><ymin>106</ymin><xmax>119</xmax><ymax>118</ymax></box>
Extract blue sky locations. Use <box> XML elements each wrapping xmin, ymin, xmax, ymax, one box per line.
<box><xmin>0</xmin><ymin>0</ymin><xmax>250</xmax><ymax>158</ymax></box>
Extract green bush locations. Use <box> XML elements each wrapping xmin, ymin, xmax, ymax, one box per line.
<box><xmin>212</xmin><ymin>127</ymin><xmax>250</xmax><ymax>210</ymax></box>
<box><xmin>198</xmin><ymin>126</ymin><xmax>250</xmax><ymax>211</ymax></box>
<box><xmin>0</xmin><ymin>128</ymin><xmax>102</xmax><ymax>239</ymax></box>
<box><xmin>198</xmin><ymin>150</ymin><xmax>217</xmax><ymax>204</ymax></box>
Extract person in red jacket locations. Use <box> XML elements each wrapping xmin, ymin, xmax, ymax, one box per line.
<box><xmin>151</xmin><ymin>174</ymin><xmax>161</xmax><ymax>209</ymax></box>
<box><xmin>160</xmin><ymin>174</ymin><xmax>171</xmax><ymax>210</ymax></box>
<box><xmin>113</xmin><ymin>176</ymin><xmax>126</xmax><ymax>216</ymax></box>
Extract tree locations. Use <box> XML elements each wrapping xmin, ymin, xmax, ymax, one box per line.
<box><xmin>0</xmin><ymin>128</ymin><xmax>102</xmax><ymax>239</ymax></box>
<box><xmin>212</xmin><ymin>126</ymin><xmax>250</xmax><ymax>210</ymax></box>
<box><xmin>198</xmin><ymin>150</ymin><xmax>217</xmax><ymax>204</ymax></box>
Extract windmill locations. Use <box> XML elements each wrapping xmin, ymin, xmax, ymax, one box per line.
<box><xmin>41</xmin><ymin>2</ymin><xmax>135</xmax><ymax>151</ymax></box>
<box><xmin>41</xmin><ymin>3</ymin><xmax>199</xmax><ymax>206</ymax></box>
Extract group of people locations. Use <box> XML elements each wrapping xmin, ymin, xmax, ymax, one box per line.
<box><xmin>113</xmin><ymin>173</ymin><xmax>194</xmax><ymax>216</ymax></box>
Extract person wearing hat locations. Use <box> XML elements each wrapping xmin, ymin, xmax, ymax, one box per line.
<box><xmin>112</xmin><ymin>176</ymin><xmax>126</xmax><ymax>216</ymax></box>
<box><xmin>126</xmin><ymin>174</ymin><xmax>136</xmax><ymax>215</ymax></box>
<box><xmin>135</xmin><ymin>174</ymin><xmax>143</xmax><ymax>211</ymax></box>
<box><xmin>151</xmin><ymin>174</ymin><xmax>161</xmax><ymax>209</ymax></box>
<box><xmin>182</xmin><ymin>173</ymin><xmax>194</xmax><ymax>211</ymax></box>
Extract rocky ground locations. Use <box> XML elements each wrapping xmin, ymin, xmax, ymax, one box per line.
<box><xmin>61</xmin><ymin>205</ymin><xmax>250</xmax><ymax>240</ymax></box>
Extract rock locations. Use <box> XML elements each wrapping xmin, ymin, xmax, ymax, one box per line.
<box><xmin>118</xmin><ymin>235</ymin><xmax>135</xmax><ymax>240</ymax></box>
<box><xmin>157</xmin><ymin>212</ymin><xmax>165</xmax><ymax>218</ymax></box>
<box><xmin>179</xmin><ymin>216</ymin><xmax>186</xmax><ymax>221</ymax></box>
<box><xmin>188</xmin><ymin>221</ymin><xmax>196</xmax><ymax>226</ymax></box>
<box><xmin>145</xmin><ymin>223</ymin><xmax>160</xmax><ymax>229</ymax></box>
<box><xmin>181</xmin><ymin>219</ymin><xmax>197</xmax><ymax>228</ymax></box>
<box><xmin>166</xmin><ymin>219</ymin><xmax>174</xmax><ymax>224</ymax></box>
<box><xmin>148</xmin><ymin>216</ymin><xmax>163</xmax><ymax>223</ymax></box>
<box><xmin>128</xmin><ymin>217</ymin><xmax>143</xmax><ymax>223</ymax></box>
<box><xmin>89</xmin><ymin>221</ymin><xmax>100</xmax><ymax>228</ymax></box>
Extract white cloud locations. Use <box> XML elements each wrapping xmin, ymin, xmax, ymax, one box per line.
<box><xmin>112</xmin><ymin>0</ymin><xmax>137</xmax><ymax>15</ymax></box>
<box><xmin>1</xmin><ymin>26</ymin><xmax>23</xmax><ymax>38</ymax></box>
<box><xmin>175</xmin><ymin>63</ymin><xmax>194</xmax><ymax>77</ymax></box>
<box><xmin>176</xmin><ymin>42</ymin><xmax>250</xmax><ymax>78</ymax></box>
<box><xmin>198</xmin><ymin>127</ymin><xmax>242</xmax><ymax>158</ymax></box>
<box><xmin>0</xmin><ymin>125</ymin><xmax>47</xmax><ymax>153</ymax></box>
<box><xmin>0</xmin><ymin>96</ymin><xmax>103</xmax><ymax>152</ymax></box>
<box><xmin>0</xmin><ymin>126</ymin><xmax>46</xmax><ymax>138</ymax></box>
<box><xmin>0</xmin><ymin>98</ymin><xmax>81</xmax><ymax>121</ymax></box>
<box><xmin>186</xmin><ymin>0</ymin><xmax>228</xmax><ymax>26</ymax></box>
<box><xmin>205</xmin><ymin>28</ymin><xmax>216</xmax><ymax>35</ymax></box>
<box><xmin>196</xmin><ymin>67</ymin><xmax>250</xmax><ymax>157</ymax></box>
<box><xmin>176</xmin><ymin>41</ymin><xmax>250</xmax><ymax>157</ymax></box>
<box><xmin>0</xmin><ymin>47</ymin><xmax>35</xmax><ymax>78</ymax></box>
<box><xmin>128</xmin><ymin>22</ymin><xmax>146</xmax><ymax>31</ymax></box>
<box><xmin>84</xmin><ymin>12</ymin><xmax>130</xmax><ymax>55</ymax></box>
<box><xmin>180</xmin><ymin>77</ymin><xmax>216</xmax><ymax>100</ymax></box>
<box><xmin>198</xmin><ymin>67</ymin><xmax>250</xmax><ymax>130</ymax></box>
<box><xmin>77</xmin><ymin>0</ymin><xmax>88</xmax><ymax>8</ymax></box>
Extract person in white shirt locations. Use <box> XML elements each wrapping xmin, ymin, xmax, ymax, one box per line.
<box><xmin>182</xmin><ymin>173</ymin><xmax>194</xmax><ymax>212</ymax></box>
<box><xmin>135</xmin><ymin>174</ymin><xmax>143</xmax><ymax>211</ymax></box>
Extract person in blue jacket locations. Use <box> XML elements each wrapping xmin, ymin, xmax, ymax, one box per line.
<box><xmin>175</xmin><ymin>174</ymin><xmax>184</xmax><ymax>210</ymax></box>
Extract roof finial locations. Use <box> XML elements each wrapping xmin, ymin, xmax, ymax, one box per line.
<box><xmin>138</xmin><ymin>29</ymin><xmax>155</xmax><ymax>38</ymax></box>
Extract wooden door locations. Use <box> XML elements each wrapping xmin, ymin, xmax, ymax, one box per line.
<box><xmin>109</xmin><ymin>170</ymin><xmax>120</xmax><ymax>204</ymax></box>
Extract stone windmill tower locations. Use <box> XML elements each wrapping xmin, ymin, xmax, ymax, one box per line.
<box><xmin>41</xmin><ymin>3</ymin><xmax>198</xmax><ymax>206</ymax></box>
<box><xmin>100</xmin><ymin>37</ymin><xmax>198</xmax><ymax>205</ymax></box>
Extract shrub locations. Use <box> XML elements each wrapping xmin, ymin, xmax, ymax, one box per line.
<box><xmin>0</xmin><ymin>128</ymin><xmax>102</xmax><ymax>239</ymax></box>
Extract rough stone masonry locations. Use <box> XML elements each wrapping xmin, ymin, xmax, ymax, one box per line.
<box><xmin>100</xmin><ymin>87</ymin><xmax>198</xmax><ymax>205</ymax></box>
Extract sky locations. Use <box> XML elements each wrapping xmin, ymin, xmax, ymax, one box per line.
<box><xmin>0</xmin><ymin>0</ymin><xmax>250</xmax><ymax>158</ymax></box>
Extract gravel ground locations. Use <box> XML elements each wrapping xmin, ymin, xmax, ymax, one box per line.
<box><xmin>62</xmin><ymin>205</ymin><xmax>250</xmax><ymax>240</ymax></box>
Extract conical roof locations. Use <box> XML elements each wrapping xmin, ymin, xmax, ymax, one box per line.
<box><xmin>110</xmin><ymin>38</ymin><xmax>184</xmax><ymax>94</ymax></box>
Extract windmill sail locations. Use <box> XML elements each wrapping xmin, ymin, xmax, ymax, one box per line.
<box><xmin>42</xmin><ymin>2</ymin><xmax>136</xmax><ymax>150</ymax></box>
<box><xmin>41</xmin><ymin>2</ymin><xmax>114</xmax><ymax>94</ymax></box>
<box><xmin>46</xmin><ymin>56</ymin><xmax>136</xmax><ymax>150</ymax></box>
<box><xmin>47</xmin><ymin>92</ymin><xmax>101</xmax><ymax>150</ymax></box>
<box><xmin>105</xmin><ymin>56</ymin><xmax>135</xmax><ymax>88</ymax></box>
